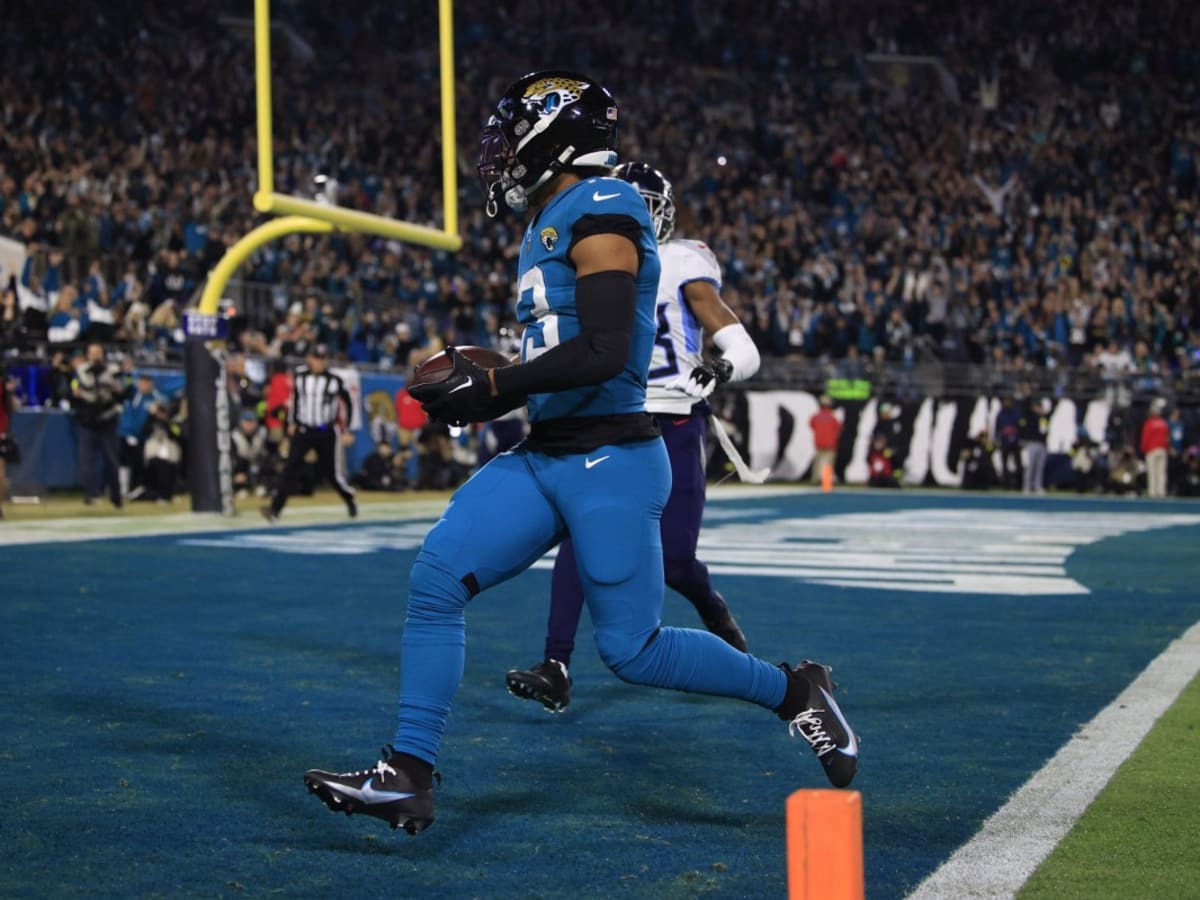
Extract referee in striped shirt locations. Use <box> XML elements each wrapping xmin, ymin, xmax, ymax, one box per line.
<box><xmin>261</xmin><ymin>344</ymin><xmax>357</xmax><ymax>522</ymax></box>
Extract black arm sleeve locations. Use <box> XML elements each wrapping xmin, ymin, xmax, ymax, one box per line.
<box><xmin>568</xmin><ymin>214</ymin><xmax>645</xmax><ymax>270</ymax></box>
<box><xmin>492</xmin><ymin>270</ymin><xmax>636</xmax><ymax>398</ymax></box>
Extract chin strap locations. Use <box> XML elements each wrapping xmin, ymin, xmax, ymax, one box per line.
<box><xmin>504</xmin><ymin>184</ymin><xmax>528</xmax><ymax>213</ymax></box>
<box><xmin>503</xmin><ymin>145</ymin><xmax>577</xmax><ymax>215</ymax></box>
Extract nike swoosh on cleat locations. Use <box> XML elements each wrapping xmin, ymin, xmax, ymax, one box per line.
<box><xmin>584</xmin><ymin>455</ymin><xmax>610</xmax><ymax>469</ymax></box>
<box><xmin>329</xmin><ymin>779</ymin><xmax>417</xmax><ymax>805</ymax></box>
<box><xmin>447</xmin><ymin>376</ymin><xmax>473</xmax><ymax>394</ymax></box>
<box><xmin>818</xmin><ymin>686</ymin><xmax>858</xmax><ymax>757</ymax></box>
<box><xmin>592</xmin><ymin>191</ymin><xmax>621</xmax><ymax>201</ymax></box>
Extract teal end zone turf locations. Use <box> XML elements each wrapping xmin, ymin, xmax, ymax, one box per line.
<box><xmin>1</xmin><ymin>493</ymin><xmax>1198</xmax><ymax>898</ymax></box>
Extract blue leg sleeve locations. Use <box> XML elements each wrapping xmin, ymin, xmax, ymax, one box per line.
<box><xmin>393</xmin><ymin>451</ymin><xmax>563</xmax><ymax>764</ymax></box>
<box><xmin>615</xmin><ymin>626</ymin><xmax>786</xmax><ymax>709</ymax></box>
<box><xmin>393</xmin><ymin>559</ymin><xmax>472</xmax><ymax>764</ymax></box>
<box><xmin>553</xmin><ymin>439</ymin><xmax>787</xmax><ymax>711</ymax></box>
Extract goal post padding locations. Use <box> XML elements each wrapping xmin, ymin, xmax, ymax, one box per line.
<box><xmin>184</xmin><ymin>313</ymin><xmax>235</xmax><ymax>515</ymax></box>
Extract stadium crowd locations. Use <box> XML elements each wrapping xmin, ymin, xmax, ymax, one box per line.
<box><xmin>3</xmin><ymin>0</ymin><xmax>1200</xmax><ymax>501</ymax></box>
<box><xmin>3</xmin><ymin>0</ymin><xmax>1200</xmax><ymax>374</ymax></box>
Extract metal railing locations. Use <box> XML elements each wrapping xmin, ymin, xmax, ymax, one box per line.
<box><xmin>198</xmin><ymin>277</ymin><xmax>417</xmax><ymax>328</ymax></box>
<box><xmin>5</xmin><ymin>333</ymin><xmax>1196</xmax><ymax>413</ymax></box>
<box><xmin>16</xmin><ymin>244</ymin><xmax>133</xmax><ymax>293</ymax></box>
<box><xmin>751</xmin><ymin>355</ymin><xmax>1200</xmax><ymax>406</ymax></box>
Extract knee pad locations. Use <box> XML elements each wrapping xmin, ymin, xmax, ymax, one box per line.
<box><xmin>593</xmin><ymin>627</ymin><xmax>641</xmax><ymax>675</ymax></box>
<box><xmin>594</xmin><ymin>625</ymin><xmax>663</xmax><ymax>683</ymax></box>
<box><xmin>407</xmin><ymin>555</ymin><xmax>472</xmax><ymax>622</ymax></box>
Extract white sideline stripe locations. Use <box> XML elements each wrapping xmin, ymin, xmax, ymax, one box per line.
<box><xmin>907</xmin><ymin>617</ymin><xmax>1200</xmax><ymax>900</ymax></box>
<box><xmin>0</xmin><ymin>485</ymin><xmax>779</xmax><ymax>547</ymax></box>
<box><xmin>0</xmin><ymin>501</ymin><xmax>450</xmax><ymax>546</ymax></box>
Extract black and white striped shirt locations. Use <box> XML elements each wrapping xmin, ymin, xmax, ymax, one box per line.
<box><xmin>291</xmin><ymin>367</ymin><xmax>350</xmax><ymax>428</ymax></box>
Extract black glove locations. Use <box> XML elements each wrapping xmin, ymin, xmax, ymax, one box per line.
<box><xmin>665</xmin><ymin>356</ymin><xmax>734</xmax><ymax>400</ymax></box>
<box><xmin>408</xmin><ymin>346</ymin><xmax>501</xmax><ymax>427</ymax></box>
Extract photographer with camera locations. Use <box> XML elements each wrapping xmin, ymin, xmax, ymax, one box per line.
<box><xmin>141</xmin><ymin>396</ymin><xmax>184</xmax><ymax>503</ymax></box>
<box><xmin>120</xmin><ymin>373</ymin><xmax>166</xmax><ymax>500</ymax></box>
<box><xmin>71</xmin><ymin>343</ymin><xmax>132</xmax><ymax>507</ymax></box>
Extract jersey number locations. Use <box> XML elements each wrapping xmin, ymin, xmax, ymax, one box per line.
<box><xmin>649</xmin><ymin>302</ymin><xmax>678</xmax><ymax>378</ymax></box>
<box><xmin>518</xmin><ymin>266</ymin><xmax>559</xmax><ymax>362</ymax></box>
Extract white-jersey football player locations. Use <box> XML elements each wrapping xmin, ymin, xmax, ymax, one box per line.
<box><xmin>506</xmin><ymin>161</ymin><xmax>762</xmax><ymax>712</ymax></box>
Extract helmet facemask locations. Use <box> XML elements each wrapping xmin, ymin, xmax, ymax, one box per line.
<box><xmin>613</xmin><ymin>162</ymin><xmax>676</xmax><ymax>243</ymax></box>
<box><xmin>477</xmin><ymin>120</ymin><xmax>518</xmax><ymax>216</ymax></box>
<box><xmin>641</xmin><ymin>187</ymin><xmax>676</xmax><ymax>243</ymax></box>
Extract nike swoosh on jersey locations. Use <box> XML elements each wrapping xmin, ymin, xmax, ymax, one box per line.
<box><xmin>333</xmin><ymin>779</ymin><xmax>417</xmax><ymax>805</ymax></box>
<box><xmin>584</xmin><ymin>455</ymin><xmax>611</xmax><ymax>469</ymax></box>
<box><xmin>592</xmin><ymin>191</ymin><xmax>621</xmax><ymax>202</ymax></box>
<box><xmin>447</xmin><ymin>376</ymin><xmax>473</xmax><ymax>394</ymax></box>
<box><xmin>818</xmin><ymin>686</ymin><xmax>858</xmax><ymax>757</ymax></box>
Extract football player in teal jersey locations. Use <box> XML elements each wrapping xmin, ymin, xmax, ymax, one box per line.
<box><xmin>506</xmin><ymin>162</ymin><xmax>759</xmax><ymax>713</ymax></box>
<box><xmin>303</xmin><ymin>70</ymin><xmax>857</xmax><ymax>835</ymax></box>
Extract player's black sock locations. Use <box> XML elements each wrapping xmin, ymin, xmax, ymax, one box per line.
<box><xmin>393</xmin><ymin>751</ymin><xmax>435</xmax><ymax>789</ymax></box>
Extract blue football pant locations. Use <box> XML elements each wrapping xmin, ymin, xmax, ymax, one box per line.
<box><xmin>546</xmin><ymin>411</ymin><xmax>728</xmax><ymax>665</ymax></box>
<box><xmin>393</xmin><ymin>439</ymin><xmax>787</xmax><ymax>765</ymax></box>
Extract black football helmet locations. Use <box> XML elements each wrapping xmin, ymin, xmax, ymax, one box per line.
<box><xmin>478</xmin><ymin>70</ymin><xmax>620</xmax><ymax>216</ymax></box>
<box><xmin>614</xmin><ymin>161</ymin><xmax>676</xmax><ymax>243</ymax></box>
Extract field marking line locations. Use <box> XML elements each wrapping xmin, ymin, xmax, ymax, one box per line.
<box><xmin>0</xmin><ymin>501</ymin><xmax>451</xmax><ymax>546</ymax></box>
<box><xmin>907</xmin><ymin>616</ymin><xmax>1200</xmax><ymax>899</ymax></box>
<box><xmin>0</xmin><ymin>486</ymin><xmax>803</xmax><ymax>548</ymax></box>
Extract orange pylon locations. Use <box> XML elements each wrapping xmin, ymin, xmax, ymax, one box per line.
<box><xmin>786</xmin><ymin>789</ymin><xmax>864</xmax><ymax>900</ymax></box>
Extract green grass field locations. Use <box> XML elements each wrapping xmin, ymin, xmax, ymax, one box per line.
<box><xmin>1021</xmin><ymin>672</ymin><xmax>1200</xmax><ymax>899</ymax></box>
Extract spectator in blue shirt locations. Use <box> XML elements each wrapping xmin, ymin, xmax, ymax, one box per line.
<box><xmin>47</xmin><ymin>287</ymin><xmax>86</xmax><ymax>346</ymax></box>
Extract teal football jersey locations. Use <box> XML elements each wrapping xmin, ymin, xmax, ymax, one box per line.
<box><xmin>515</xmin><ymin>176</ymin><xmax>661</xmax><ymax>422</ymax></box>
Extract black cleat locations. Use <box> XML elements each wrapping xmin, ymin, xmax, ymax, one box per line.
<box><xmin>260</xmin><ymin>506</ymin><xmax>279</xmax><ymax>525</ymax></box>
<box><xmin>348</xmin><ymin>498</ymin><xmax>358</xmax><ymax>519</ymax></box>
<box><xmin>506</xmin><ymin>659</ymin><xmax>572</xmax><ymax>712</ymax></box>
<box><xmin>702</xmin><ymin>597</ymin><xmax>749</xmax><ymax>652</ymax></box>
<box><xmin>304</xmin><ymin>746</ymin><xmax>436</xmax><ymax>834</ymax></box>
<box><xmin>777</xmin><ymin>660</ymin><xmax>858</xmax><ymax>788</ymax></box>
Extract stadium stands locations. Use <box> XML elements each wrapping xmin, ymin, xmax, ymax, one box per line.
<box><xmin>3</xmin><ymin>0</ymin><xmax>1199</xmax><ymax>374</ymax></box>
<box><xmin>2</xmin><ymin>1</ymin><xmax>1199</xmax><ymax>464</ymax></box>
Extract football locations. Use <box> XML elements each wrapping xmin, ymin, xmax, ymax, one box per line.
<box><xmin>411</xmin><ymin>345</ymin><xmax>514</xmax><ymax>386</ymax></box>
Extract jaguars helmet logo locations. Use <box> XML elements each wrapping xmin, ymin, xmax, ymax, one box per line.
<box><xmin>540</xmin><ymin>227</ymin><xmax>558</xmax><ymax>251</ymax></box>
<box><xmin>523</xmin><ymin>77</ymin><xmax>589</xmax><ymax>116</ymax></box>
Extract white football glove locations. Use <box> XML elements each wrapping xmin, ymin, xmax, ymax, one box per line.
<box><xmin>665</xmin><ymin>358</ymin><xmax>733</xmax><ymax>399</ymax></box>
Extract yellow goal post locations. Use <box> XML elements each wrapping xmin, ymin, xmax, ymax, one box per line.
<box><xmin>197</xmin><ymin>0</ymin><xmax>462</xmax><ymax>316</ymax></box>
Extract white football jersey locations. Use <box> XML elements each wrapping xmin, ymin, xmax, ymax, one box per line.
<box><xmin>645</xmin><ymin>239</ymin><xmax>723</xmax><ymax>414</ymax></box>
